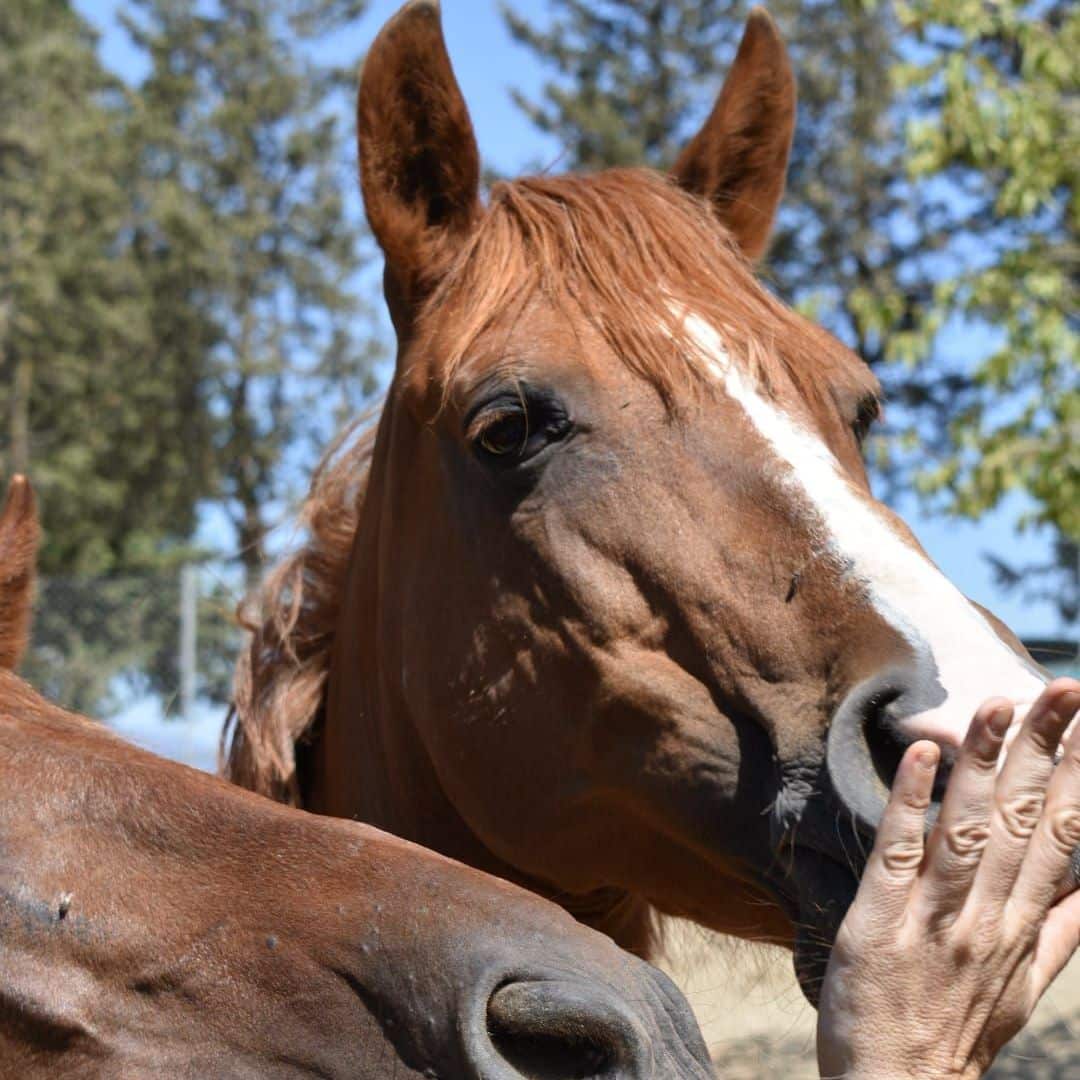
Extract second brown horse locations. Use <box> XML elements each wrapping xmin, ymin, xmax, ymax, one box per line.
<box><xmin>0</xmin><ymin>476</ymin><xmax>710</xmax><ymax>1079</ymax></box>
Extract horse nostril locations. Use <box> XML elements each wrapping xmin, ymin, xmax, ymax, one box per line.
<box><xmin>860</xmin><ymin>683</ymin><xmax>955</xmax><ymax>809</ymax></box>
<box><xmin>487</xmin><ymin>980</ymin><xmax>643</xmax><ymax>1079</ymax></box>
<box><xmin>828</xmin><ymin>672</ymin><xmax>956</xmax><ymax>836</ymax></box>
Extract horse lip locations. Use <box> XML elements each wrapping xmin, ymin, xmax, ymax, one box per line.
<box><xmin>784</xmin><ymin>844</ymin><xmax>861</xmax><ymax>1007</ymax></box>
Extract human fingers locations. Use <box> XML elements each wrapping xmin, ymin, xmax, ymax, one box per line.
<box><xmin>853</xmin><ymin>741</ymin><xmax>940</xmax><ymax>922</ymax></box>
<box><xmin>916</xmin><ymin>699</ymin><xmax>1012</xmax><ymax>917</ymax></box>
<box><xmin>1008</xmin><ymin>683</ymin><xmax>1080</xmax><ymax>921</ymax></box>
<box><xmin>1031</xmin><ymin>888</ymin><xmax>1080</xmax><ymax>1001</ymax></box>
<box><xmin>971</xmin><ymin>680</ymin><xmax>1080</xmax><ymax>909</ymax></box>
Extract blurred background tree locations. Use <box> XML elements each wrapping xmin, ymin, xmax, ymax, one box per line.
<box><xmin>896</xmin><ymin>0</ymin><xmax>1078</xmax><ymax>623</ymax></box>
<box><xmin>0</xmin><ymin>0</ymin><xmax>217</xmax><ymax>711</ymax></box>
<box><xmin>1</xmin><ymin>0</ymin><xmax>381</xmax><ymax>715</ymax></box>
<box><xmin>503</xmin><ymin>0</ymin><xmax>1077</xmax><ymax>623</ymax></box>
<box><xmin>124</xmin><ymin>0</ymin><xmax>380</xmax><ymax>594</ymax></box>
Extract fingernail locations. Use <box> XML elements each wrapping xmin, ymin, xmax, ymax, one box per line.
<box><xmin>989</xmin><ymin>706</ymin><xmax>1013</xmax><ymax>737</ymax></box>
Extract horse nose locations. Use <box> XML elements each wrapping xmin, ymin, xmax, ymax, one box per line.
<box><xmin>485</xmin><ymin>979</ymin><xmax>652</xmax><ymax>1079</ymax></box>
<box><xmin>826</xmin><ymin>668</ymin><xmax>943</xmax><ymax>836</ymax></box>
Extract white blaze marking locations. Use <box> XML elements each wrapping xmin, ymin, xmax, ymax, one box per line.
<box><xmin>684</xmin><ymin>313</ymin><xmax>1045</xmax><ymax>746</ymax></box>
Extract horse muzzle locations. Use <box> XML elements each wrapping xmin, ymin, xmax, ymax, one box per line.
<box><xmin>463</xmin><ymin>959</ymin><xmax>714</xmax><ymax>1079</ymax></box>
<box><xmin>827</xmin><ymin>670</ymin><xmax>1080</xmax><ymax>879</ymax></box>
<box><xmin>781</xmin><ymin>670</ymin><xmax>1080</xmax><ymax>1006</ymax></box>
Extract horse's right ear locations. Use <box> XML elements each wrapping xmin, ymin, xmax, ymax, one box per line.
<box><xmin>672</xmin><ymin>8</ymin><xmax>795</xmax><ymax>261</ymax></box>
<box><xmin>358</xmin><ymin>0</ymin><xmax>481</xmax><ymax>332</ymax></box>
<box><xmin>0</xmin><ymin>476</ymin><xmax>40</xmax><ymax>671</ymax></box>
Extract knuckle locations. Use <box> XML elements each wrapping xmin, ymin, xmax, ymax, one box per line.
<box><xmin>900</xmin><ymin>789</ymin><xmax>932</xmax><ymax>814</ymax></box>
<box><xmin>996</xmin><ymin>792</ymin><xmax>1043</xmax><ymax>841</ymax></box>
<box><xmin>942</xmin><ymin>820</ymin><xmax>990</xmax><ymax>860</ymax></box>
<box><xmin>1004</xmin><ymin>899</ymin><xmax>1044</xmax><ymax>939</ymax></box>
<box><xmin>880</xmin><ymin>837</ymin><xmax>924</xmax><ymax>874</ymax></box>
<box><xmin>1045</xmin><ymin>806</ymin><xmax>1080</xmax><ymax>853</ymax></box>
<box><xmin>968</xmin><ymin>910</ymin><xmax>1010</xmax><ymax>956</ymax></box>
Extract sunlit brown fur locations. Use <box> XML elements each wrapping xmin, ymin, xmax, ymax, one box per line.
<box><xmin>225</xmin><ymin>169</ymin><xmax>879</xmax><ymax>803</ymax></box>
<box><xmin>0</xmin><ymin>476</ymin><xmax>711</xmax><ymax>1077</ymax></box>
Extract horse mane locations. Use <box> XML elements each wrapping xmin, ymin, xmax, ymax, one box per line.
<box><xmin>224</xmin><ymin>167</ymin><xmax>875</xmax><ymax>805</ymax></box>
<box><xmin>0</xmin><ymin>476</ymin><xmax>40</xmax><ymax>672</ymax></box>
<box><xmin>222</xmin><ymin>418</ymin><xmax>377</xmax><ymax>804</ymax></box>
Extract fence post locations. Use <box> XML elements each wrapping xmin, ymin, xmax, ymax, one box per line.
<box><xmin>179</xmin><ymin>564</ymin><xmax>198</xmax><ymax>723</ymax></box>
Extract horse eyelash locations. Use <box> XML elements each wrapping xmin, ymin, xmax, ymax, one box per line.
<box><xmin>853</xmin><ymin>394</ymin><xmax>882</xmax><ymax>442</ymax></box>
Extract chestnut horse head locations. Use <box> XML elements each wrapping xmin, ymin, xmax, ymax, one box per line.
<box><xmin>226</xmin><ymin>1</ymin><xmax>1046</xmax><ymax>998</ymax></box>
<box><xmin>0</xmin><ymin>479</ymin><xmax>710</xmax><ymax>1078</ymax></box>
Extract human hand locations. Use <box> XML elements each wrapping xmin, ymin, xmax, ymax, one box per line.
<box><xmin>817</xmin><ymin>677</ymin><xmax>1080</xmax><ymax>1080</ymax></box>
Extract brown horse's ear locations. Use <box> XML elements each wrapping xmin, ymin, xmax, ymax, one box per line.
<box><xmin>672</xmin><ymin>8</ymin><xmax>795</xmax><ymax>261</ymax></box>
<box><xmin>0</xmin><ymin>476</ymin><xmax>40</xmax><ymax>671</ymax></box>
<box><xmin>358</xmin><ymin>0</ymin><xmax>481</xmax><ymax>330</ymax></box>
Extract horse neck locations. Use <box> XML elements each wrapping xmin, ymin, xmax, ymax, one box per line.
<box><xmin>305</xmin><ymin>497</ymin><xmax>657</xmax><ymax>959</ymax></box>
<box><xmin>305</xmin><ymin>499</ymin><xmax>512</xmax><ymax>879</ymax></box>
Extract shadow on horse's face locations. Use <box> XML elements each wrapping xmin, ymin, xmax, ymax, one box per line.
<box><xmin>382</xmin><ymin>252</ymin><xmax>1042</xmax><ymax>995</ymax></box>
<box><xmin>0</xmin><ymin>477</ymin><xmax>712</xmax><ymax>1079</ymax></box>
<box><xmin>312</xmin><ymin>0</ymin><xmax>1046</xmax><ymax>1001</ymax></box>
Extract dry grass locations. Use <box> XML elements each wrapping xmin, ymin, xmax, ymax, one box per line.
<box><xmin>656</xmin><ymin>919</ymin><xmax>1080</xmax><ymax>1077</ymax></box>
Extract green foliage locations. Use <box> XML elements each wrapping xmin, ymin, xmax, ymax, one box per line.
<box><xmin>125</xmin><ymin>0</ymin><xmax>382</xmax><ymax>592</ymax></box>
<box><xmin>2</xmin><ymin>0</ymin><xmax>380</xmax><ymax>715</ymax></box>
<box><xmin>503</xmin><ymin>0</ymin><xmax>1078</xmax><ymax>623</ymax></box>
<box><xmin>0</xmin><ymin>0</ymin><xmax>220</xmax><ymax>713</ymax></box>
<box><xmin>503</xmin><ymin>1</ymin><xmax>738</xmax><ymax>168</ymax></box>
<box><xmin>896</xmin><ymin>1</ymin><xmax>1078</xmax><ymax>562</ymax></box>
<box><xmin>0</xmin><ymin>0</ymin><xmax>214</xmax><ymax>573</ymax></box>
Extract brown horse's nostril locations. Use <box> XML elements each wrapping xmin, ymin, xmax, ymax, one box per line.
<box><xmin>826</xmin><ymin>672</ymin><xmax>979</xmax><ymax>835</ymax></box>
<box><xmin>487</xmin><ymin>980</ymin><xmax>646</xmax><ymax>1079</ymax></box>
<box><xmin>826</xmin><ymin>671</ymin><xmax>945</xmax><ymax>836</ymax></box>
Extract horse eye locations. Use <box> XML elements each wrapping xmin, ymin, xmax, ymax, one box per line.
<box><xmin>852</xmin><ymin>394</ymin><xmax>881</xmax><ymax>443</ymax></box>
<box><xmin>478</xmin><ymin>412</ymin><xmax>528</xmax><ymax>457</ymax></box>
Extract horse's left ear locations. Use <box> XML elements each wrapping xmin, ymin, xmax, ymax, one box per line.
<box><xmin>672</xmin><ymin>8</ymin><xmax>795</xmax><ymax>261</ymax></box>
<box><xmin>358</xmin><ymin>0</ymin><xmax>481</xmax><ymax>331</ymax></box>
<box><xmin>0</xmin><ymin>476</ymin><xmax>40</xmax><ymax>671</ymax></box>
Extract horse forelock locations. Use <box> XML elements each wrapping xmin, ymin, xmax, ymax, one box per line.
<box><xmin>222</xmin><ymin>417</ymin><xmax>378</xmax><ymax>803</ymax></box>
<box><xmin>413</xmin><ymin>168</ymin><xmax>875</xmax><ymax>414</ymax></box>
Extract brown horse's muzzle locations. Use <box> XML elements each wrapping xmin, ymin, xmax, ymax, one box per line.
<box><xmin>485</xmin><ymin>971</ymin><xmax>702</xmax><ymax>1079</ymax></box>
<box><xmin>465</xmin><ymin>961</ymin><xmax>713</xmax><ymax>1079</ymax></box>
<box><xmin>784</xmin><ymin>668</ymin><xmax>1080</xmax><ymax>1007</ymax></box>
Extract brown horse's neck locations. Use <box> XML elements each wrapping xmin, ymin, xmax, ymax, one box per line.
<box><xmin>304</xmin><ymin>516</ymin><xmax>655</xmax><ymax>959</ymax></box>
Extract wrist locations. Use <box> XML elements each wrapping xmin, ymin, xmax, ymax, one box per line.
<box><xmin>835</xmin><ymin>1064</ymin><xmax>977</xmax><ymax>1080</ymax></box>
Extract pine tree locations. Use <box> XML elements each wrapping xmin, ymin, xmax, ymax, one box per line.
<box><xmin>123</xmin><ymin>0</ymin><xmax>380</xmax><ymax>592</ymax></box>
<box><xmin>0</xmin><ymin>0</ymin><xmax>219</xmax><ymax>711</ymax></box>
<box><xmin>0</xmin><ymin>0</ymin><xmax>213</xmax><ymax>560</ymax></box>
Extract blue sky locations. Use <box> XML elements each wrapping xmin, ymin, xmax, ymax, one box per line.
<box><xmin>74</xmin><ymin>0</ymin><xmax>1069</xmax><ymax>640</ymax></box>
